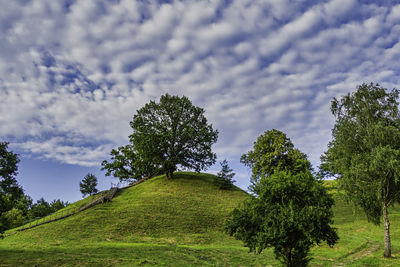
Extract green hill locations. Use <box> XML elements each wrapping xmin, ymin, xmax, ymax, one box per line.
<box><xmin>4</xmin><ymin>172</ymin><xmax>248</xmax><ymax>244</ymax></box>
<box><xmin>2</xmin><ymin>174</ymin><xmax>400</xmax><ymax>266</ymax></box>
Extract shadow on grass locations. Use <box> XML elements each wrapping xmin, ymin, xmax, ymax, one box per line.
<box><xmin>0</xmin><ymin>244</ymin><xmax>277</xmax><ymax>267</ymax></box>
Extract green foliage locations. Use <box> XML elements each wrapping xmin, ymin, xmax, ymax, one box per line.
<box><xmin>227</xmin><ymin>170</ymin><xmax>338</xmax><ymax>266</ymax></box>
<box><xmin>128</xmin><ymin>94</ymin><xmax>218</xmax><ymax>178</ymax></box>
<box><xmin>0</xmin><ymin>142</ymin><xmax>30</xmax><ymax>235</ymax></box>
<box><xmin>101</xmin><ymin>144</ymin><xmax>161</xmax><ymax>182</ymax></box>
<box><xmin>49</xmin><ymin>199</ymin><xmax>69</xmax><ymax>211</ymax></box>
<box><xmin>79</xmin><ymin>173</ymin><xmax>99</xmax><ymax>198</ymax></box>
<box><xmin>320</xmin><ymin>83</ymin><xmax>400</xmax><ymax>257</ymax></box>
<box><xmin>29</xmin><ymin>198</ymin><xmax>51</xmax><ymax>219</ymax></box>
<box><xmin>214</xmin><ymin>159</ymin><xmax>236</xmax><ymax>189</ymax></box>
<box><xmin>3</xmin><ymin>208</ymin><xmax>25</xmax><ymax>229</ymax></box>
<box><xmin>28</xmin><ymin>198</ymin><xmax>68</xmax><ymax>220</ymax></box>
<box><xmin>231</xmin><ymin>130</ymin><xmax>338</xmax><ymax>266</ymax></box>
<box><xmin>240</xmin><ymin>129</ymin><xmax>311</xmax><ymax>194</ymax></box>
<box><xmin>0</xmin><ymin>142</ymin><xmax>19</xmax><ymax>181</ymax></box>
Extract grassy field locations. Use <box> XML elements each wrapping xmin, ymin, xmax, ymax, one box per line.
<box><xmin>1</xmin><ymin>173</ymin><xmax>400</xmax><ymax>266</ymax></box>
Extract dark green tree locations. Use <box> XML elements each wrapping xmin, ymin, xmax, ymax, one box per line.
<box><xmin>50</xmin><ymin>199</ymin><xmax>68</xmax><ymax>212</ymax></box>
<box><xmin>240</xmin><ymin>129</ymin><xmax>311</xmax><ymax>194</ymax></box>
<box><xmin>106</xmin><ymin>94</ymin><xmax>218</xmax><ymax>179</ymax></box>
<box><xmin>226</xmin><ymin>171</ymin><xmax>338</xmax><ymax>266</ymax></box>
<box><xmin>215</xmin><ymin>159</ymin><xmax>236</xmax><ymax>189</ymax></box>
<box><xmin>27</xmin><ymin>198</ymin><xmax>67</xmax><ymax>220</ymax></box>
<box><xmin>101</xmin><ymin>144</ymin><xmax>160</xmax><ymax>182</ymax></box>
<box><xmin>320</xmin><ymin>83</ymin><xmax>400</xmax><ymax>257</ymax></box>
<box><xmin>29</xmin><ymin>198</ymin><xmax>51</xmax><ymax>219</ymax></box>
<box><xmin>79</xmin><ymin>173</ymin><xmax>98</xmax><ymax>198</ymax></box>
<box><xmin>0</xmin><ymin>142</ymin><xmax>30</xmax><ymax>235</ymax></box>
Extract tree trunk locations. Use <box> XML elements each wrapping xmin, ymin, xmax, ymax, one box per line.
<box><xmin>166</xmin><ymin>170</ymin><xmax>173</xmax><ymax>179</ymax></box>
<box><xmin>285</xmin><ymin>247</ymin><xmax>292</xmax><ymax>267</ymax></box>
<box><xmin>383</xmin><ymin>203</ymin><xmax>391</xmax><ymax>258</ymax></box>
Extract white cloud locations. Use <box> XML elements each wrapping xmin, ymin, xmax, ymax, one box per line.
<box><xmin>1</xmin><ymin>0</ymin><xmax>400</xmax><ymax>171</ymax></box>
<box><xmin>322</xmin><ymin>0</ymin><xmax>357</xmax><ymax>24</ymax></box>
<box><xmin>387</xmin><ymin>4</ymin><xmax>400</xmax><ymax>23</ymax></box>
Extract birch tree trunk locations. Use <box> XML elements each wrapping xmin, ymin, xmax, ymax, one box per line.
<box><xmin>383</xmin><ymin>203</ymin><xmax>391</xmax><ymax>258</ymax></box>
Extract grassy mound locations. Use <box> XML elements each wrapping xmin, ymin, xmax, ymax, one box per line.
<box><xmin>4</xmin><ymin>172</ymin><xmax>249</xmax><ymax>246</ymax></box>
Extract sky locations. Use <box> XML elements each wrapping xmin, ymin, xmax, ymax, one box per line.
<box><xmin>1</xmin><ymin>0</ymin><xmax>400</xmax><ymax>203</ymax></box>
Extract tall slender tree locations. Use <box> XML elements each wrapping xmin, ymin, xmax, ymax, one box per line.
<box><xmin>321</xmin><ymin>83</ymin><xmax>400</xmax><ymax>257</ymax></box>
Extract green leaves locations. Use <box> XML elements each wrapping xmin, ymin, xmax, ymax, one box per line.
<box><xmin>322</xmin><ymin>83</ymin><xmax>400</xmax><ymax>257</ymax></box>
<box><xmin>227</xmin><ymin>170</ymin><xmax>338</xmax><ymax>266</ymax></box>
<box><xmin>0</xmin><ymin>142</ymin><xmax>29</xmax><ymax>235</ymax></box>
<box><xmin>229</xmin><ymin>130</ymin><xmax>338</xmax><ymax>266</ymax></box>
<box><xmin>103</xmin><ymin>94</ymin><xmax>217</xmax><ymax>180</ymax></box>
<box><xmin>240</xmin><ymin>129</ymin><xmax>311</xmax><ymax>194</ymax></box>
<box><xmin>102</xmin><ymin>144</ymin><xmax>160</xmax><ymax>182</ymax></box>
<box><xmin>322</xmin><ymin>83</ymin><xmax>400</xmax><ymax>224</ymax></box>
<box><xmin>215</xmin><ymin>159</ymin><xmax>236</xmax><ymax>189</ymax></box>
<box><xmin>79</xmin><ymin>173</ymin><xmax>98</xmax><ymax>198</ymax></box>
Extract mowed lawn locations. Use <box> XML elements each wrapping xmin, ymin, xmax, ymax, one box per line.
<box><xmin>1</xmin><ymin>174</ymin><xmax>400</xmax><ymax>266</ymax></box>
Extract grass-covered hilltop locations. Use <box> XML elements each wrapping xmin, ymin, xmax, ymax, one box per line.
<box><xmin>1</xmin><ymin>172</ymin><xmax>400</xmax><ymax>266</ymax></box>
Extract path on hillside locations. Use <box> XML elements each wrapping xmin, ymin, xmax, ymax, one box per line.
<box><xmin>332</xmin><ymin>239</ymin><xmax>380</xmax><ymax>266</ymax></box>
<box><xmin>7</xmin><ymin>177</ymin><xmax>150</xmax><ymax>234</ymax></box>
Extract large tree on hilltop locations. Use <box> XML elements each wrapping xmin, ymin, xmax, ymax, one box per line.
<box><xmin>320</xmin><ymin>83</ymin><xmax>400</xmax><ymax>258</ymax></box>
<box><xmin>103</xmin><ymin>94</ymin><xmax>218</xmax><ymax>179</ymax></box>
<box><xmin>240</xmin><ymin>129</ymin><xmax>311</xmax><ymax>194</ymax></box>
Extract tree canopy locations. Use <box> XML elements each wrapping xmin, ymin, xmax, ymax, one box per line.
<box><xmin>28</xmin><ymin>198</ymin><xmax>68</xmax><ymax>219</ymax></box>
<box><xmin>228</xmin><ymin>131</ymin><xmax>338</xmax><ymax>266</ymax></box>
<box><xmin>215</xmin><ymin>159</ymin><xmax>236</xmax><ymax>190</ymax></box>
<box><xmin>320</xmin><ymin>83</ymin><xmax>400</xmax><ymax>257</ymax></box>
<box><xmin>0</xmin><ymin>142</ymin><xmax>30</xmax><ymax>235</ymax></box>
<box><xmin>80</xmin><ymin>173</ymin><xmax>99</xmax><ymax>198</ymax></box>
<box><xmin>240</xmin><ymin>129</ymin><xmax>311</xmax><ymax>194</ymax></box>
<box><xmin>103</xmin><ymin>94</ymin><xmax>218</xmax><ymax>179</ymax></box>
<box><xmin>101</xmin><ymin>144</ymin><xmax>160</xmax><ymax>182</ymax></box>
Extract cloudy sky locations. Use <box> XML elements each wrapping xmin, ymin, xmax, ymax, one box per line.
<box><xmin>1</xmin><ymin>0</ymin><xmax>400</xmax><ymax>202</ymax></box>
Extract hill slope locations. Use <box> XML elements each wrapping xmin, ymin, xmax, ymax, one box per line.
<box><xmin>3</xmin><ymin>172</ymin><xmax>250</xmax><ymax>245</ymax></box>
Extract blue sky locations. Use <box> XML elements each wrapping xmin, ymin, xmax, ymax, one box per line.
<box><xmin>1</xmin><ymin>0</ymin><xmax>400</xmax><ymax>202</ymax></box>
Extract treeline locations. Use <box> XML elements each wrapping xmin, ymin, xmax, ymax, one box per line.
<box><xmin>0</xmin><ymin>142</ymin><xmax>68</xmax><ymax>234</ymax></box>
<box><xmin>4</xmin><ymin>197</ymin><xmax>68</xmax><ymax>229</ymax></box>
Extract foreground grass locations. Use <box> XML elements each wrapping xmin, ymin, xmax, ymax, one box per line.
<box><xmin>2</xmin><ymin>175</ymin><xmax>400</xmax><ymax>266</ymax></box>
<box><xmin>0</xmin><ymin>242</ymin><xmax>281</xmax><ymax>266</ymax></box>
